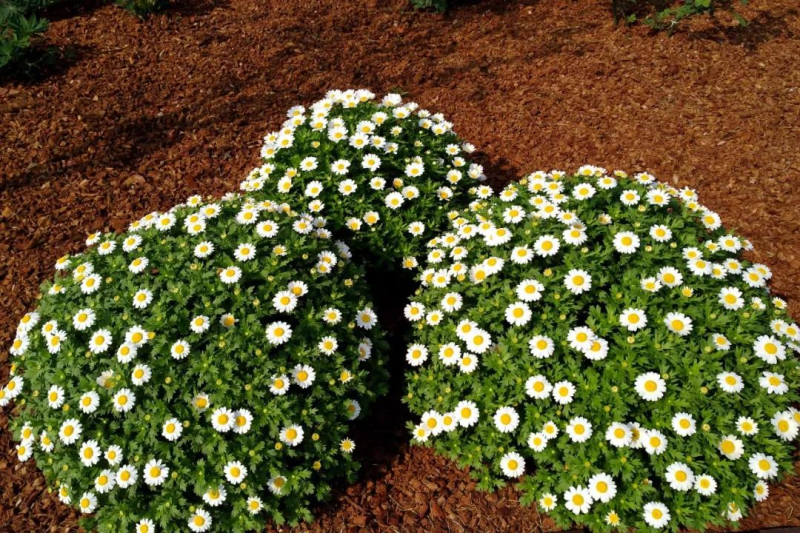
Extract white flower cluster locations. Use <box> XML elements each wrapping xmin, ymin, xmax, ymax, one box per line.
<box><xmin>404</xmin><ymin>166</ymin><xmax>799</xmax><ymax>531</ymax></box>
<box><xmin>5</xmin><ymin>193</ymin><xmax>387</xmax><ymax>532</ymax></box>
<box><xmin>239</xmin><ymin>89</ymin><xmax>483</xmax><ymax>264</ymax></box>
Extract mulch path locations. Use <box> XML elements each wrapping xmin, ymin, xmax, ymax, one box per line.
<box><xmin>1</xmin><ymin>0</ymin><xmax>799</xmax><ymax>531</ymax></box>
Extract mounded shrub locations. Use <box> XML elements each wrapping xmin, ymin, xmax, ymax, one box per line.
<box><xmin>3</xmin><ymin>193</ymin><xmax>388</xmax><ymax>532</ymax></box>
<box><xmin>239</xmin><ymin>89</ymin><xmax>487</xmax><ymax>268</ymax></box>
<box><xmin>403</xmin><ymin>167</ymin><xmax>799</xmax><ymax>531</ymax></box>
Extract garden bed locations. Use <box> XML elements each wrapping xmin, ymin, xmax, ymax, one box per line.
<box><xmin>1</xmin><ymin>0</ymin><xmax>799</xmax><ymax>531</ymax></box>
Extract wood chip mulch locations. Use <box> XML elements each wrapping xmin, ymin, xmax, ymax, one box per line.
<box><xmin>1</xmin><ymin>0</ymin><xmax>799</xmax><ymax>531</ymax></box>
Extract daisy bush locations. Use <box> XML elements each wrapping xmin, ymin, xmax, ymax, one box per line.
<box><xmin>2</xmin><ymin>193</ymin><xmax>388</xmax><ymax>532</ymax></box>
<box><xmin>402</xmin><ymin>167</ymin><xmax>799</xmax><ymax>531</ymax></box>
<box><xmin>240</xmin><ymin>88</ymin><xmax>487</xmax><ymax>267</ymax></box>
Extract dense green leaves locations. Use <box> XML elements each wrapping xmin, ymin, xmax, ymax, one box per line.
<box><xmin>5</xmin><ymin>194</ymin><xmax>388</xmax><ymax>532</ymax></box>
<box><xmin>403</xmin><ymin>168</ymin><xmax>798</xmax><ymax>532</ymax></box>
<box><xmin>240</xmin><ymin>89</ymin><xmax>483</xmax><ymax>267</ymax></box>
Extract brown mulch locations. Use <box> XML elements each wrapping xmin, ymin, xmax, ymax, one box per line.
<box><xmin>1</xmin><ymin>0</ymin><xmax>800</xmax><ymax>531</ymax></box>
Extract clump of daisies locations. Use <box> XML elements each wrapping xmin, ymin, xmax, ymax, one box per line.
<box><xmin>4</xmin><ymin>194</ymin><xmax>388</xmax><ymax>532</ymax></box>
<box><xmin>240</xmin><ymin>88</ymin><xmax>486</xmax><ymax>267</ymax></box>
<box><xmin>403</xmin><ymin>167</ymin><xmax>799</xmax><ymax>531</ymax></box>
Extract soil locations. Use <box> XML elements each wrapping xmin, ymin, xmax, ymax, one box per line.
<box><xmin>1</xmin><ymin>0</ymin><xmax>799</xmax><ymax>531</ymax></box>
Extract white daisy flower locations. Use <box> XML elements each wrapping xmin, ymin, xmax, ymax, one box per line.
<box><xmin>564</xmin><ymin>269</ymin><xmax>592</xmax><ymax>294</ymax></box>
<box><xmin>77</xmin><ymin>492</ymin><xmax>97</xmax><ymax>514</ymax></box>
<box><xmin>753</xmin><ymin>335</ymin><xmax>786</xmax><ymax>364</ymax></box>
<box><xmin>771</xmin><ymin>410</ymin><xmax>799</xmax><ymax>441</ymax></box>
<box><xmin>246</xmin><ymin>496</ymin><xmax>264</xmax><ymax>515</ymax></box>
<box><xmin>527</xmin><ymin>432</ymin><xmax>548</xmax><ymax>452</ymax></box>
<box><xmin>269</xmin><ymin>375</ymin><xmax>290</xmax><ymax>395</ymax></box>
<box><xmin>267</xmin><ymin>475</ymin><xmax>287</xmax><ymax>495</ymax></box>
<box><xmin>219</xmin><ymin>266</ymin><xmax>242</xmax><ymax>284</ymax></box>
<box><xmin>105</xmin><ymin>445</ymin><xmax>123</xmax><ymax>466</ymax></box>
<box><xmin>265</xmin><ymin>322</ymin><xmax>292</xmax><ymax>345</ymax></box>
<box><xmin>552</xmin><ymin>381</ymin><xmax>576</xmax><ymax>405</ymax></box>
<box><xmin>279</xmin><ymin>424</ymin><xmax>304</xmax><ymax>446</ymax></box>
<box><xmin>643</xmin><ymin>502</ymin><xmax>670</xmax><ymax>529</ymax></box>
<box><xmin>112</xmin><ymin>388</ymin><xmax>135</xmax><ymax>413</ymax></box>
<box><xmin>719</xmin><ymin>434</ymin><xmax>744</xmax><ymax>460</ymax></box>
<box><xmin>749</xmin><ymin>453</ymin><xmax>778</xmax><ymax>480</ymax></box>
<box><xmin>539</xmin><ymin>493</ymin><xmax>557</xmax><ymax>511</ymax></box>
<box><xmin>718</xmin><ymin>286</ymin><xmax>747</xmax><ymax>313</ymax></box>
<box><xmin>135</xmin><ymin>519</ymin><xmax>155</xmax><ymax>533</ymax></box>
<box><xmin>89</xmin><ymin>329</ymin><xmax>112</xmax><ymax>354</ymax></box>
<box><xmin>72</xmin><ymin>308</ymin><xmax>96</xmax><ymax>331</ymax></box>
<box><xmin>188</xmin><ymin>508</ymin><xmax>212</xmax><ymax>532</ymax></box>
<box><xmin>588</xmin><ymin>473</ymin><xmax>617</xmax><ymax>503</ymax></box>
<box><xmin>170</xmin><ymin>340</ymin><xmax>191</xmax><ymax>360</ymax></box>
<box><xmin>162</xmin><ymin>418</ymin><xmax>183</xmax><ymax>441</ymax></box>
<box><xmin>224</xmin><ymin>461</ymin><xmax>248</xmax><ymax>484</ymax></box>
<box><xmin>525</xmin><ymin>375</ymin><xmax>552</xmax><ymax>399</ymax></box>
<box><xmin>78</xmin><ymin>391</ymin><xmax>100</xmax><ymax>413</ymax></box>
<box><xmin>736</xmin><ymin>416</ymin><xmax>758</xmax><ymax>436</ymax></box>
<box><xmin>694</xmin><ymin>474</ymin><xmax>717</xmax><ymax>496</ymax></box>
<box><xmin>649</xmin><ymin>224</ymin><xmax>672</xmax><ymax>242</ymax></box>
<box><xmin>211</xmin><ymin>407</ymin><xmax>235</xmax><ymax>433</ymax></box>
<box><xmin>717</xmin><ymin>371</ymin><xmax>744</xmax><ymax>393</ymax></box>
<box><xmin>754</xmin><ymin>480</ymin><xmax>769</xmax><ymax>502</ymax></box>
<box><xmin>129</xmin><ymin>256</ymin><xmax>149</xmax><ymax>273</ymax></box>
<box><xmin>533</xmin><ymin>235</ymin><xmax>560</xmax><ymax>257</ymax></box>
<box><xmin>59</xmin><ymin>419</ymin><xmax>82</xmax><ymax>445</ymax></box>
<box><xmin>564</xmin><ymin>486</ymin><xmax>593</xmax><ymax>515</ymax></box>
<box><xmin>671</xmin><ymin>412</ymin><xmax>696</xmax><ymax>437</ymax></box>
<box><xmin>642</xmin><ymin>429</ymin><xmax>668</xmax><ymax>455</ymax></box>
<box><xmin>499</xmin><ymin>451</ymin><xmax>525</xmax><ymax>478</ymax></box>
<box><xmin>665</xmin><ymin>462</ymin><xmax>694</xmax><ymax>491</ymax></box>
<box><xmin>505</xmin><ymin>302</ymin><xmax>531</xmax><ymax>326</ymax></box>
<box><xmin>619</xmin><ymin>308</ymin><xmax>647</xmax><ymax>331</ymax></box>
<box><xmin>566</xmin><ymin>417</ymin><xmax>593</xmax><ymax>443</ymax></box>
<box><xmin>760</xmin><ymin>371</ymin><xmax>788</xmax><ymax>394</ymax></box>
<box><xmin>234</xmin><ymin>243</ymin><xmax>256</xmax><ymax>262</ymax></box>
<box><xmin>79</xmin><ymin>440</ymin><xmax>101</xmax><ymax>467</ymax></box>
<box><xmin>664</xmin><ymin>312</ymin><xmax>693</xmax><ymax>336</ymax></box>
<box><xmin>493</xmin><ymin>406</ymin><xmax>519</xmax><ymax>433</ymax></box>
<box><xmin>605</xmin><ymin>422</ymin><xmax>631</xmax><ymax>447</ymax></box>
<box><xmin>47</xmin><ymin>385</ymin><xmax>65</xmax><ymax>409</ymax></box>
<box><xmin>528</xmin><ymin>335</ymin><xmax>555</xmax><ymax>359</ymax></box>
<box><xmin>94</xmin><ymin>469</ymin><xmax>116</xmax><ymax>494</ymax></box>
<box><xmin>355</xmin><ymin>308</ymin><xmax>378</xmax><ymax>330</ymax></box>
<box><xmin>455</xmin><ymin>400</ymin><xmax>479</xmax><ymax>427</ymax></box>
<box><xmin>613</xmin><ymin>231</ymin><xmax>640</xmax><ymax>254</ymax></box>
<box><xmin>292</xmin><ymin>364</ymin><xmax>316</xmax><ymax>388</ymax></box>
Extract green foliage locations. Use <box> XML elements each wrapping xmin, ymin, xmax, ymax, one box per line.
<box><xmin>114</xmin><ymin>0</ymin><xmax>169</xmax><ymax>18</ymax></box>
<box><xmin>408</xmin><ymin>0</ymin><xmax>750</xmax><ymax>29</ymax></box>
<box><xmin>4</xmin><ymin>194</ymin><xmax>389</xmax><ymax>532</ymax></box>
<box><xmin>0</xmin><ymin>0</ymin><xmax>56</xmax><ymax>72</ymax></box>
<box><xmin>612</xmin><ymin>0</ymin><xmax>750</xmax><ymax>29</ymax></box>
<box><xmin>403</xmin><ymin>168</ymin><xmax>799</xmax><ymax>531</ymax></box>
<box><xmin>240</xmin><ymin>89</ymin><xmax>484</xmax><ymax>267</ymax></box>
<box><xmin>409</xmin><ymin>0</ymin><xmax>449</xmax><ymax>13</ymax></box>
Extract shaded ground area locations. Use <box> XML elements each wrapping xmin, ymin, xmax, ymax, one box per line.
<box><xmin>1</xmin><ymin>0</ymin><xmax>799</xmax><ymax>531</ymax></box>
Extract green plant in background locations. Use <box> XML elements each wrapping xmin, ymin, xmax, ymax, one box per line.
<box><xmin>0</xmin><ymin>0</ymin><xmax>169</xmax><ymax>75</ymax></box>
<box><xmin>410</xmin><ymin>0</ymin><xmax>449</xmax><ymax>13</ymax></box>
<box><xmin>114</xmin><ymin>0</ymin><xmax>169</xmax><ymax>18</ymax></box>
<box><xmin>0</xmin><ymin>0</ymin><xmax>58</xmax><ymax>72</ymax></box>
<box><xmin>612</xmin><ymin>0</ymin><xmax>750</xmax><ymax>29</ymax></box>
<box><xmin>3</xmin><ymin>193</ymin><xmax>389</xmax><ymax>532</ymax></box>
<box><xmin>403</xmin><ymin>167</ymin><xmax>799</xmax><ymax>531</ymax></box>
<box><xmin>409</xmin><ymin>0</ymin><xmax>750</xmax><ymax>29</ymax></box>
<box><xmin>240</xmin><ymin>89</ymin><xmax>485</xmax><ymax>268</ymax></box>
